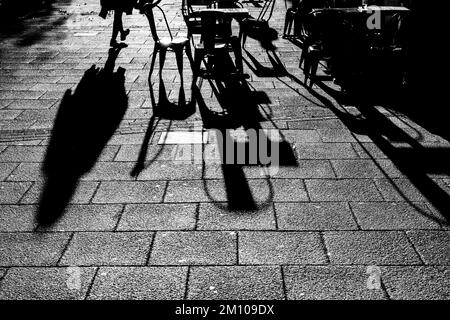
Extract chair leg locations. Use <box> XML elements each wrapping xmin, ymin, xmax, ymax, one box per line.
<box><xmin>309</xmin><ymin>57</ymin><xmax>319</xmax><ymax>88</ymax></box>
<box><xmin>192</xmin><ymin>50</ymin><xmax>203</xmax><ymax>87</ymax></box>
<box><xmin>185</xmin><ymin>42</ymin><xmax>194</xmax><ymax>71</ymax></box>
<box><xmin>231</xmin><ymin>37</ymin><xmax>243</xmax><ymax>75</ymax></box>
<box><xmin>158</xmin><ymin>48</ymin><xmax>168</xmax><ymax>104</ymax></box>
<box><xmin>148</xmin><ymin>46</ymin><xmax>158</xmax><ymax>83</ymax></box>
<box><xmin>174</xmin><ymin>48</ymin><xmax>186</xmax><ymax>106</ymax></box>
<box><xmin>303</xmin><ymin>53</ymin><xmax>311</xmax><ymax>85</ymax></box>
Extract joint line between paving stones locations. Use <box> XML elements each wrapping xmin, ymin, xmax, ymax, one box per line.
<box><xmin>145</xmin><ymin>232</ymin><xmax>157</xmax><ymax>266</ymax></box>
<box><xmin>194</xmin><ymin>203</ymin><xmax>200</xmax><ymax>230</ymax></box>
<box><xmin>88</xmin><ymin>182</ymin><xmax>102</xmax><ymax>204</ymax></box>
<box><xmin>84</xmin><ymin>267</ymin><xmax>100</xmax><ymax>300</ymax></box>
<box><xmin>113</xmin><ymin>205</ymin><xmax>126</xmax><ymax>232</ymax></box>
<box><xmin>160</xmin><ymin>181</ymin><xmax>170</xmax><ymax>203</ymax></box>
<box><xmin>17</xmin><ymin>181</ymin><xmax>34</xmax><ymax>204</ymax></box>
<box><xmin>236</xmin><ymin>232</ymin><xmax>240</xmax><ymax>265</ymax></box>
<box><xmin>3</xmin><ymin>162</ymin><xmax>20</xmax><ymax>182</ymax></box>
<box><xmin>404</xmin><ymin>230</ymin><xmax>426</xmax><ymax>265</ymax></box>
<box><xmin>272</xmin><ymin>202</ymin><xmax>279</xmax><ymax>230</ymax></box>
<box><xmin>319</xmin><ymin>231</ymin><xmax>331</xmax><ymax>264</ymax></box>
<box><xmin>380</xmin><ymin>276</ymin><xmax>392</xmax><ymax>300</ymax></box>
<box><xmin>57</xmin><ymin>232</ymin><xmax>75</xmax><ymax>266</ymax></box>
<box><xmin>280</xmin><ymin>265</ymin><xmax>288</xmax><ymax>300</ymax></box>
<box><xmin>183</xmin><ymin>266</ymin><xmax>191</xmax><ymax>300</ymax></box>
<box><xmin>346</xmin><ymin>201</ymin><xmax>362</xmax><ymax>230</ymax></box>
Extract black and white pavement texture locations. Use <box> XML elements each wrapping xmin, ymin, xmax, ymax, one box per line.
<box><xmin>0</xmin><ymin>0</ymin><xmax>449</xmax><ymax>300</ymax></box>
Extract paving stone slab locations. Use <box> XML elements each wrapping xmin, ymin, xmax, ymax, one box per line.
<box><xmin>331</xmin><ymin>159</ymin><xmax>403</xmax><ymax>179</ymax></box>
<box><xmin>117</xmin><ymin>203</ymin><xmax>197</xmax><ymax>231</ymax></box>
<box><xmin>0</xmin><ymin>146</ymin><xmax>46</xmax><ymax>162</ymax></box>
<box><xmin>374</xmin><ymin>178</ymin><xmax>428</xmax><ymax>202</ymax></box>
<box><xmin>0</xmin><ymin>232</ymin><xmax>71</xmax><ymax>266</ymax></box>
<box><xmin>295</xmin><ymin>143</ymin><xmax>359</xmax><ymax>159</ymax></box>
<box><xmin>305</xmin><ymin>179</ymin><xmax>383</xmax><ymax>202</ymax></box>
<box><xmin>0</xmin><ymin>205</ymin><xmax>37</xmax><ymax>232</ymax></box>
<box><xmin>21</xmin><ymin>181</ymin><xmax>99</xmax><ymax>204</ymax></box>
<box><xmin>381</xmin><ymin>266</ymin><xmax>450</xmax><ymax>300</ymax></box>
<box><xmin>239</xmin><ymin>231</ymin><xmax>327</xmax><ymax>265</ymax></box>
<box><xmin>92</xmin><ymin>181</ymin><xmax>166</xmax><ymax>204</ymax></box>
<box><xmin>60</xmin><ymin>232</ymin><xmax>153</xmax><ymax>266</ymax></box>
<box><xmin>407</xmin><ymin>231</ymin><xmax>450</xmax><ymax>265</ymax></box>
<box><xmin>37</xmin><ymin>204</ymin><xmax>122</xmax><ymax>232</ymax></box>
<box><xmin>284</xmin><ymin>266</ymin><xmax>387</xmax><ymax>300</ymax></box>
<box><xmin>0</xmin><ymin>182</ymin><xmax>32</xmax><ymax>204</ymax></box>
<box><xmin>149</xmin><ymin>231</ymin><xmax>237</xmax><ymax>265</ymax></box>
<box><xmin>88</xmin><ymin>267</ymin><xmax>187</xmax><ymax>300</ymax></box>
<box><xmin>197</xmin><ymin>203</ymin><xmax>276</xmax><ymax>230</ymax></box>
<box><xmin>0</xmin><ymin>267</ymin><xmax>96</xmax><ymax>300</ymax></box>
<box><xmin>187</xmin><ymin>266</ymin><xmax>284</xmax><ymax>300</ymax></box>
<box><xmin>0</xmin><ymin>163</ymin><xmax>17</xmax><ymax>181</ymax></box>
<box><xmin>350</xmin><ymin>202</ymin><xmax>441</xmax><ymax>230</ymax></box>
<box><xmin>275</xmin><ymin>202</ymin><xmax>358</xmax><ymax>231</ymax></box>
<box><xmin>324</xmin><ymin>231</ymin><xmax>421</xmax><ymax>265</ymax></box>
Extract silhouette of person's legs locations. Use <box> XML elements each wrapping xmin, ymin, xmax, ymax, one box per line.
<box><xmin>111</xmin><ymin>10</ymin><xmax>129</xmax><ymax>47</ymax></box>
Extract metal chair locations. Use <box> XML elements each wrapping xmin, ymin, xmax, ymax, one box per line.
<box><xmin>143</xmin><ymin>0</ymin><xmax>194</xmax><ymax>105</ymax></box>
<box><xmin>239</xmin><ymin>0</ymin><xmax>276</xmax><ymax>48</ymax></box>
<box><xmin>191</xmin><ymin>9</ymin><xmax>244</xmax><ymax>84</ymax></box>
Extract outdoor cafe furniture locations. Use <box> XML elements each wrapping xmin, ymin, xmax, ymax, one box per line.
<box><xmin>238</xmin><ymin>0</ymin><xmax>276</xmax><ymax>49</ymax></box>
<box><xmin>301</xmin><ymin>5</ymin><xmax>410</xmax><ymax>88</ymax></box>
<box><xmin>191</xmin><ymin>8</ymin><xmax>247</xmax><ymax>83</ymax></box>
<box><xmin>143</xmin><ymin>0</ymin><xmax>194</xmax><ymax>105</ymax></box>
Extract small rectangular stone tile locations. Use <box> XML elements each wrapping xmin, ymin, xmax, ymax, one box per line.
<box><xmin>305</xmin><ymin>179</ymin><xmax>383</xmax><ymax>201</ymax></box>
<box><xmin>407</xmin><ymin>231</ymin><xmax>450</xmax><ymax>265</ymax></box>
<box><xmin>0</xmin><ymin>232</ymin><xmax>71</xmax><ymax>266</ymax></box>
<box><xmin>149</xmin><ymin>231</ymin><xmax>237</xmax><ymax>265</ymax></box>
<box><xmin>0</xmin><ymin>146</ymin><xmax>46</xmax><ymax>162</ymax></box>
<box><xmin>350</xmin><ymin>202</ymin><xmax>441</xmax><ymax>230</ymax></box>
<box><xmin>295</xmin><ymin>143</ymin><xmax>359</xmax><ymax>159</ymax></box>
<box><xmin>239</xmin><ymin>231</ymin><xmax>327</xmax><ymax>265</ymax></box>
<box><xmin>0</xmin><ymin>205</ymin><xmax>37</xmax><ymax>231</ymax></box>
<box><xmin>324</xmin><ymin>231</ymin><xmax>421</xmax><ymax>265</ymax></box>
<box><xmin>381</xmin><ymin>266</ymin><xmax>450</xmax><ymax>300</ymax></box>
<box><xmin>0</xmin><ymin>267</ymin><xmax>96</xmax><ymax>300</ymax></box>
<box><xmin>60</xmin><ymin>232</ymin><xmax>153</xmax><ymax>266</ymax></box>
<box><xmin>0</xmin><ymin>182</ymin><xmax>32</xmax><ymax>204</ymax></box>
<box><xmin>92</xmin><ymin>181</ymin><xmax>166</xmax><ymax>204</ymax></box>
<box><xmin>117</xmin><ymin>203</ymin><xmax>197</xmax><ymax>231</ymax></box>
<box><xmin>284</xmin><ymin>266</ymin><xmax>387</xmax><ymax>300</ymax></box>
<box><xmin>187</xmin><ymin>266</ymin><xmax>284</xmax><ymax>300</ymax></box>
<box><xmin>197</xmin><ymin>203</ymin><xmax>276</xmax><ymax>230</ymax></box>
<box><xmin>21</xmin><ymin>181</ymin><xmax>99</xmax><ymax>204</ymax></box>
<box><xmin>37</xmin><ymin>204</ymin><xmax>122</xmax><ymax>232</ymax></box>
<box><xmin>88</xmin><ymin>267</ymin><xmax>187</xmax><ymax>300</ymax></box>
<box><xmin>275</xmin><ymin>202</ymin><xmax>358</xmax><ymax>231</ymax></box>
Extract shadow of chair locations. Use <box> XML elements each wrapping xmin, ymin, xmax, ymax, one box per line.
<box><xmin>37</xmin><ymin>47</ymin><xmax>128</xmax><ymax>226</ymax></box>
<box><xmin>193</xmin><ymin>53</ymin><xmax>298</xmax><ymax>210</ymax></box>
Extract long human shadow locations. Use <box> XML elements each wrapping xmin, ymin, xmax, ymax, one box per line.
<box><xmin>0</xmin><ymin>0</ymin><xmax>72</xmax><ymax>46</ymax></box>
<box><xmin>193</xmin><ymin>54</ymin><xmax>298</xmax><ymax>210</ymax></box>
<box><xmin>37</xmin><ymin>47</ymin><xmax>128</xmax><ymax>226</ymax></box>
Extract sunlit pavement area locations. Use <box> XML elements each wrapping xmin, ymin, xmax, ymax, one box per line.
<box><xmin>0</xmin><ymin>0</ymin><xmax>449</xmax><ymax>300</ymax></box>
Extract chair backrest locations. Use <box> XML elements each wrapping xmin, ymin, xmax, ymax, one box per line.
<box><xmin>256</xmin><ymin>0</ymin><xmax>276</xmax><ymax>21</ymax></box>
<box><xmin>143</xmin><ymin>0</ymin><xmax>173</xmax><ymax>42</ymax></box>
<box><xmin>199</xmin><ymin>10</ymin><xmax>231</xmax><ymax>54</ymax></box>
<box><xmin>183</xmin><ymin>0</ymin><xmax>213</xmax><ymax>16</ymax></box>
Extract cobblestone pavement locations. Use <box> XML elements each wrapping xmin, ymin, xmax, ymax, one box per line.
<box><xmin>0</xmin><ymin>0</ymin><xmax>449</xmax><ymax>300</ymax></box>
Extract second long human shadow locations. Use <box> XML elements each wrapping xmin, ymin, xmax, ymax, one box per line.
<box><xmin>37</xmin><ymin>47</ymin><xmax>128</xmax><ymax>226</ymax></box>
